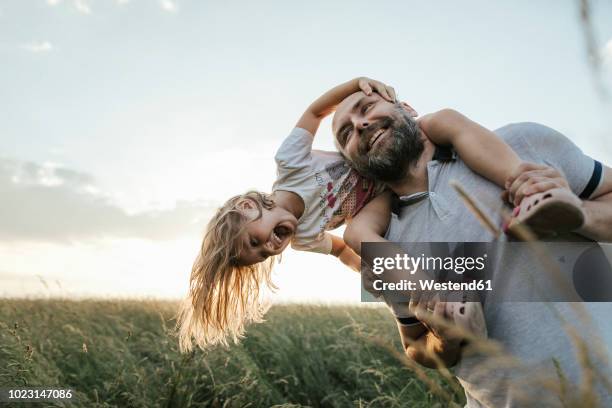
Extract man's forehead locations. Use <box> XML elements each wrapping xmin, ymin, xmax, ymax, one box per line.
<box><xmin>332</xmin><ymin>91</ymin><xmax>366</xmax><ymax>132</ymax></box>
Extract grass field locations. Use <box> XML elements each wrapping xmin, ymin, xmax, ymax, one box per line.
<box><xmin>0</xmin><ymin>299</ymin><xmax>464</xmax><ymax>407</ymax></box>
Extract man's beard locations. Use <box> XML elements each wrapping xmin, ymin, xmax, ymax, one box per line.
<box><xmin>351</xmin><ymin>109</ymin><xmax>424</xmax><ymax>183</ymax></box>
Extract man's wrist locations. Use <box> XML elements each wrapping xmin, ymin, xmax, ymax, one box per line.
<box><xmin>575</xmin><ymin>199</ymin><xmax>591</xmax><ymax>234</ymax></box>
<box><xmin>574</xmin><ymin>199</ymin><xmax>608</xmax><ymax>241</ymax></box>
<box><xmin>437</xmin><ymin>335</ymin><xmax>462</xmax><ymax>350</ymax></box>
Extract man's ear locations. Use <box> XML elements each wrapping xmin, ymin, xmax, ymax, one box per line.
<box><xmin>399</xmin><ymin>102</ymin><xmax>418</xmax><ymax>118</ymax></box>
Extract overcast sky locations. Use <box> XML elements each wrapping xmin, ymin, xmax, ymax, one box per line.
<box><xmin>1</xmin><ymin>0</ymin><xmax>611</xmax><ymax>301</ymax></box>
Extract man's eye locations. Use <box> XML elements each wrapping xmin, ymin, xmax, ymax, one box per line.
<box><xmin>341</xmin><ymin>128</ymin><xmax>351</xmax><ymax>145</ymax></box>
<box><xmin>362</xmin><ymin>103</ymin><xmax>373</xmax><ymax>114</ymax></box>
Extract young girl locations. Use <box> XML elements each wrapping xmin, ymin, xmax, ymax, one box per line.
<box><xmin>177</xmin><ymin>77</ymin><xmax>584</xmax><ymax>351</ymax></box>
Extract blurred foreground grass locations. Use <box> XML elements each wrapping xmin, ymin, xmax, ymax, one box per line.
<box><xmin>0</xmin><ymin>299</ymin><xmax>463</xmax><ymax>407</ymax></box>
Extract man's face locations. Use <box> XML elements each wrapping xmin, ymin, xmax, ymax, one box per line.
<box><xmin>332</xmin><ymin>92</ymin><xmax>424</xmax><ymax>182</ymax></box>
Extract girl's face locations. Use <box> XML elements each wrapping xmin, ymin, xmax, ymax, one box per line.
<box><xmin>235</xmin><ymin>199</ymin><xmax>298</xmax><ymax>265</ymax></box>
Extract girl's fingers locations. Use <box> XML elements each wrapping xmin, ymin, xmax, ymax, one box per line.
<box><xmin>523</xmin><ymin>181</ymin><xmax>559</xmax><ymax>196</ymax></box>
<box><xmin>508</xmin><ymin>170</ymin><xmax>544</xmax><ymax>204</ymax></box>
<box><xmin>511</xmin><ymin>172</ymin><xmax>567</xmax><ymax>205</ymax></box>
<box><xmin>375</xmin><ymin>84</ymin><xmax>392</xmax><ymax>101</ymax></box>
<box><xmin>506</xmin><ymin>164</ymin><xmax>566</xmax><ymax>198</ymax></box>
<box><xmin>505</xmin><ymin>162</ymin><xmax>548</xmax><ymax>189</ymax></box>
<box><xmin>513</xmin><ymin>179</ymin><xmax>537</xmax><ymax>206</ymax></box>
<box><xmin>360</xmin><ymin>81</ymin><xmax>373</xmax><ymax>95</ymax></box>
<box><xmin>501</xmin><ymin>190</ymin><xmax>511</xmax><ymax>204</ymax></box>
<box><xmin>386</xmin><ymin>86</ymin><xmax>397</xmax><ymax>102</ymax></box>
<box><xmin>367</xmin><ymin>81</ymin><xmax>394</xmax><ymax>102</ymax></box>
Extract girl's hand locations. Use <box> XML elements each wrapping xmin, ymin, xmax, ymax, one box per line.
<box><xmin>503</xmin><ymin>162</ymin><xmax>570</xmax><ymax>206</ymax></box>
<box><xmin>357</xmin><ymin>77</ymin><xmax>397</xmax><ymax>102</ymax></box>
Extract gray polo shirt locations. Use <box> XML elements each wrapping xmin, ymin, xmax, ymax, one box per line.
<box><xmin>385</xmin><ymin>122</ymin><xmax>611</xmax><ymax>407</ymax></box>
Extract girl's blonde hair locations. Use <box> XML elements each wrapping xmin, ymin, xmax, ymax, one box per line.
<box><xmin>177</xmin><ymin>191</ymin><xmax>278</xmax><ymax>352</ymax></box>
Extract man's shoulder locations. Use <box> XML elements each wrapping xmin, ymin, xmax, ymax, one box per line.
<box><xmin>494</xmin><ymin>122</ymin><xmax>565</xmax><ymax>140</ymax></box>
<box><xmin>494</xmin><ymin>122</ymin><xmax>571</xmax><ymax>157</ymax></box>
<box><xmin>494</xmin><ymin>121</ymin><xmax>558</xmax><ymax>140</ymax></box>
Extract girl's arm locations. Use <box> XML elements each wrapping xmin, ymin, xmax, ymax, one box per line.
<box><xmin>330</xmin><ymin>234</ymin><xmax>361</xmax><ymax>272</ymax></box>
<box><xmin>343</xmin><ymin>191</ymin><xmax>393</xmax><ymax>255</ymax></box>
<box><xmin>296</xmin><ymin>78</ymin><xmax>396</xmax><ymax>136</ymax></box>
<box><xmin>328</xmin><ymin>191</ymin><xmax>394</xmax><ymax>272</ymax></box>
<box><xmin>418</xmin><ymin>109</ymin><xmax>522</xmax><ymax>187</ymax></box>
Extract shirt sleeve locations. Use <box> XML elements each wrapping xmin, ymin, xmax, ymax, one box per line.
<box><xmin>290</xmin><ymin>232</ymin><xmax>333</xmax><ymax>255</ymax></box>
<box><xmin>511</xmin><ymin>122</ymin><xmax>602</xmax><ymax>199</ymax></box>
<box><xmin>274</xmin><ymin>127</ymin><xmax>315</xmax><ymax>170</ymax></box>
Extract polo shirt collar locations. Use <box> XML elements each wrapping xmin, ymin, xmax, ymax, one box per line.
<box><xmin>390</xmin><ymin>145</ymin><xmax>455</xmax><ymax>215</ymax></box>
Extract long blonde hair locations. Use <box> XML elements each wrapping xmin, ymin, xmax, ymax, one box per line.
<box><xmin>176</xmin><ymin>191</ymin><xmax>278</xmax><ymax>352</ymax></box>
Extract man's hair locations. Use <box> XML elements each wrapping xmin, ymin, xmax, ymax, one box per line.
<box><xmin>176</xmin><ymin>191</ymin><xmax>278</xmax><ymax>352</ymax></box>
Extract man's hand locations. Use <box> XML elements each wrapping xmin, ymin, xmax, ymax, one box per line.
<box><xmin>399</xmin><ymin>296</ymin><xmax>463</xmax><ymax>369</ymax></box>
<box><xmin>504</xmin><ymin>162</ymin><xmax>570</xmax><ymax>206</ymax></box>
<box><xmin>409</xmin><ymin>296</ymin><xmax>461</xmax><ymax>348</ymax></box>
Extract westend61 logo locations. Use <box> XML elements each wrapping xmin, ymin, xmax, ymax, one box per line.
<box><xmin>371</xmin><ymin>253</ymin><xmax>488</xmax><ymax>275</ymax></box>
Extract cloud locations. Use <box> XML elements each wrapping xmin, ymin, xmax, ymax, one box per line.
<box><xmin>602</xmin><ymin>39</ymin><xmax>612</xmax><ymax>66</ymax></box>
<box><xmin>73</xmin><ymin>0</ymin><xmax>91</xmax><ymax>14</ymax></box>
<box><xmin>22</xmin><ymin>41</ymin><xmax>54</xmax><ymax>53</ymax></box>
<box><xmin>0</xmin><ymin>158</ymin><xmax>215</xmax><ymax>243</ymax></box>
<box><xmin>46</xmin><ymin>0</ymin><xmax>91</xmax><ymax>14</ymax></box>
<box><xmin>160</xmin><ymin>0</ymin><xmax>177</xmax><ymax>12</ymax></box>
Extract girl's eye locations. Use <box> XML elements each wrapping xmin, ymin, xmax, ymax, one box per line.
<box><xmin>250</xmin><ymin>238</ymin><xmax>258</xmax><ymax>247</ymax></box>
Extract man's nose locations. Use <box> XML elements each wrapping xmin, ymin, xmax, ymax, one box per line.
<box><xmin>356</xmin><ymin>120</ymin><xmax>370</xmax><ymax>131</ymax></box>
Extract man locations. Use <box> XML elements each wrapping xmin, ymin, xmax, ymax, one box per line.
<box><xmin>332</xmin><ymin>90</ymin><xmax>612</xmax><ymax>407</ymax></box>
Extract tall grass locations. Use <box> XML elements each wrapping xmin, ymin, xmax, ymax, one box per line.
<box><xmin>0</xmin><ymin>299</ymin><xmax>463</xmax><ymax>407</ymax></box>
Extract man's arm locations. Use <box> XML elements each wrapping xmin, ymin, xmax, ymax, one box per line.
<box><xmin>400</xmin><ymin>327</ymin><xmax>461</xmax><ymax>369</ymax></box>
<box><xmin>397</xmin><ymin>301</ymin><xmax>462</xmax><ymax>369</ymax></box>
<box><xmin>578</xmin><ymin>165</ymin><xmax>612</xmax><ymax>241</ymax></box>
<box><xmin>296</xmin><ymin>78</ymin><xmax>396</xmax><ymax>136</ymax></box>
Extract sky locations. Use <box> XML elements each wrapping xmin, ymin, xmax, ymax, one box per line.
<box><xmin>1</xmin><ymin>0</ymin><xmax>611</xmax><ymax>302</ymax></box>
